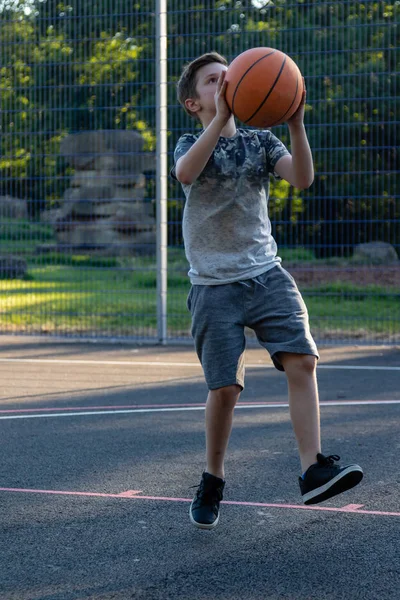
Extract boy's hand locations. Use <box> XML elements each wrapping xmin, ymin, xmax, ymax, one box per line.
<box><xmin>287</xmin><ymin>78</ymin><xmax>306</xmax><ymax>127</ymax></box>
<box><xmin>215</xmin><ymin>71</ymin><xmax>231</xmax><ymax>125</ymax></box>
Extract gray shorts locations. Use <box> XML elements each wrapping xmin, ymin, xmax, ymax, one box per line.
<box><xmin>187</xmin><ymin>265</ymin><xmax>319</xmax><ymax>390</ymax></box>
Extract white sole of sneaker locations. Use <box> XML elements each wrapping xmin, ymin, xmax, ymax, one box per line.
<box><xmin>189</xmin><ymin>501</ymin><xmax>220</xmax><ymax>530</ymax></box>
<box><xmin>302</xmin><ymin>465</ymin><xmax>364</xmax><ymax>505</ymax></box>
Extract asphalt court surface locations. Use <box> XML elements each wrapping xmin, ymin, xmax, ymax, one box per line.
<box><xmin>0</xmin><ymin>336</ymin><xmax>399</xmax><ymax>600</ymax></box>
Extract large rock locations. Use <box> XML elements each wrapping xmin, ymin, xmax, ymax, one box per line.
<box><xmin>41</xmin><ymin>130</ymin><xmax>156</xmax><ymax>255</ymax></box>
<box><xmin>60</xmin><ymin>130</ymin><xmax>154</xmax><ymax>172</ymax></box>
<box><xmin>0</xmin><ymin>255</ymin><xmax>28</xmax><ymax>279</ymax></box>
<box><xmin>0</xmin><ymin>195</ymin><xmax>28</xmax><ymax>219</ymax></box>
<box><xmin>353</xmin><ymin>241</ymin><xmax>398</xmax><ymax>264</ymax></box>
<box><xmin>55</xmin><ymin>223</ymin><xmax>156</xmax><ymax>255</ymax></box>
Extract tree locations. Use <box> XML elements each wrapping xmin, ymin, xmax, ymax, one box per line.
<box><xmin>167</xmin><ymin>0</ymin><xmax>400</xmax><ymax>254</ymax></box>
<box><xmin>0</xmin><ymin>1</ymin><xmax>155</xmax><ymax>215</ymax></box>
<box><xmin>1</xmin><ymin>0</ymin><xmax>398</xmax><ymax>254</ymax></box>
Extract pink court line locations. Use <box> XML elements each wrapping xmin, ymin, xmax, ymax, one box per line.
<box><xmin>0</xmin><ymin>486</ymin><xmax>399</xmax><ymax>517</ymax></box>
<box><xmin>0</xmin><ymin>399</ymin><xmax>399</xmax><ymax>414</ymax></box>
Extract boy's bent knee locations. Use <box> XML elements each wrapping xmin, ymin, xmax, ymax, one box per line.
<box><xmin>279</xmin><ymin>353</ymin><xmax>317</xmax><ymax>376</ymax></box>
<box><xmin>208</xmin><ymin>384</ymin><xmax>241</xmax><ymax>408</ymax></box>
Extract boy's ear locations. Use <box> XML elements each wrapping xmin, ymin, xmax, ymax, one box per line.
<box><xmin>185</xmin><ymin>98</ymin><xmax>201</xmax><ymax>114</ymax></box>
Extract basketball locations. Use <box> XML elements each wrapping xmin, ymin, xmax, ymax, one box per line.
<box><xmin>225</xmin><ymin>47</ymin><xmax>304</xmax><ymax>128</ymax></box>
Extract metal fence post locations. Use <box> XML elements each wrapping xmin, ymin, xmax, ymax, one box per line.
<box><xmin>156</xmin><ymin>0</ymin><xmax>168</xmax><ymax>344</ymax></box>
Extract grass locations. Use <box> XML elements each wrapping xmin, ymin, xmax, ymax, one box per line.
<box><xmin>1</xmin><ymin>262</ymin><xmax>399</xmax><ymax>339</ymax></box>
<box><xmin>1</xmin><ymin>227</ymin><xmax>399</xmax><ymax>339</ymax></box>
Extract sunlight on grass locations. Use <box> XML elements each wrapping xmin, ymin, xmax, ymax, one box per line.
<box><xmin>0</xmin><ymin>264</ymin><xmax>190</xmax><ymax>336</ymax></box>
<box><xmin>1</xmin><ymin>265</ymin><xmax>399</xmax><ymax>338</ymax></box>
<box><xmin>0</xmin><ymin>245</ymin><xmax>399</xmax><ymax>339</ymax></box>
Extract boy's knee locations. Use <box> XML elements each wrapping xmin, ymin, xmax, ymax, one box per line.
<box><xmin>209</xmin><ymin>384</ymin><xmax>241</xmax><ymax>408</ymax></box>
<box><xmin>280</xmin><ymin>353</ymin><xmax>317</xmax><ymax>377</ymax></box>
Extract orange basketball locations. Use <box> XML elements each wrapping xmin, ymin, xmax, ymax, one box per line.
<box><xmin>225</xmin><ymin>47</ymin><xmax>304</xmax><ymax>128</ymax></box>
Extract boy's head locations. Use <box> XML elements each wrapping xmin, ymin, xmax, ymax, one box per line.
<box><xmin>177</xmin><ymin>52</ymin><xmax>228</xmax><ymax>122</ymax></box>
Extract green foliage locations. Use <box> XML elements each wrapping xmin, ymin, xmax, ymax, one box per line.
<box><xmin>278</xmin><ymin>247</ymin><xmax>315</xmax><ymax>262</ymax></box>
<box><xmin>167</xmin><ymin>0</ymin><xmax>400</xmax><ymax>253</ymax></box>
<box><xmin>0</xmin><ymin>220</ymin><xmax>54</xmax><ymax>241</ymax></box>
<box><xmin>30</xmin><ymin>254</ymin><xmax>120</xmax><ymax>268</ymax></box>
<box><xmin>1</xmin><ymin>1</ymin><xmax>399</xmax><ymax>252</ymax></box>
<box><xmin>0</xmin><ymin>3</ymin><xmax>155</xmax><ymax>214</ymax></box>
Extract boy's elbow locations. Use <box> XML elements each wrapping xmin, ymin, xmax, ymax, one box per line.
<box><xmin>176</xmin><ymin>168</ymin><xmax>194</xmax><ymax>186</ymax></box>
<box><xmin>179</xmin><ymin>176</ymin><xmax>193</xmax><ymax>185</ymax></box>
<box><xmin>296</xmin><ymin>177</ymin><xmax>314</xmax><ymax>190</ymax></box>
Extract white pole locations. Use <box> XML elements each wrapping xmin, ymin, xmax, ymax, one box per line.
<box><xmin>156</xmin><ymin>0</ymin><xmax>168</xmax><ymax>344</ymax></box>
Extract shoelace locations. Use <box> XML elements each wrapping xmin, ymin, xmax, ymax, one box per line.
<box><xmin>189</xmin><ymin>481</ymin><xmax>223</xmax><ymax>503</ymax></box>
<box><xmin>317</xmin><ymin>453</ymin><xmax>340</xmax><ymax>466</ymax></box>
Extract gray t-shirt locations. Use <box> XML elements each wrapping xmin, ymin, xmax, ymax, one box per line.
<box><xmin>172</xmin><ymin>128</ymin><xmax>290</xmax><ymax>285</ymax></box>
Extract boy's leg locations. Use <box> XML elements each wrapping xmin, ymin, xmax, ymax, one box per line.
<box><xmin>189</xmin><ymin>283</ymin><xmax>246</xmax><ymax>465</ymax></box>
<box><xmin>280</xmin><ymin>352</ymin><xmax>363</xmax><ymax>504</ymax></box>
<box><xmin>190</xmin><ymin>386</ymin><xmax>240</xmax><ymax>530</ymax></box>
<box><xmin>205</xmin><ymin>384</ymin><xmax>242</xmax><ymax>479</ymax></box>
<box><xmin>187</xmin><ymin>282</ymin><xmax>246</xmax><ymax>528</ymax></box>
<box><xmin>248</xmin><ymin>266</ymin><xmax>363</xmax><ymax>504</ymax></box>
<box><xmin>247</xmin><ymin>266</ymin><xmax>321</xmax><ymax>475</ymax></box>
<box><xmin>278</xmin><ymin>352</ymin><xmax>321</xmax><ymax>473</ymax></box>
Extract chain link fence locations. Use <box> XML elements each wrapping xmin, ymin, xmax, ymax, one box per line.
<box><xmin>1</xmin><ymin>1</ymin><xmax>399</xmax><ymax>343</ymax></box>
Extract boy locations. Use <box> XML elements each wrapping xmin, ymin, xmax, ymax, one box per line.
<box><xmin>171</xmin><ymin>52</ymin><xmax>363</xmax><ymax>530</ymax></box>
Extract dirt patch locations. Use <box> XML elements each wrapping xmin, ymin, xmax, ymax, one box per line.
<box><xmin>286</xmin><ymin>264</ymin><xmax>400</xmax><ymax>288</ymax></box>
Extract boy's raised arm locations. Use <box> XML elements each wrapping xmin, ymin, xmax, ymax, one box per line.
<box><xmin>176</xmin><ymin>72</ymin><xmax>231</xmax><ymax>185</ymax></box>
<box><xmin>274</xmin><ymin>83</ymin><xmax>314</xmax><ymax>190</ymax></box>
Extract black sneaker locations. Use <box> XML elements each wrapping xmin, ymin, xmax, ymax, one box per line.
<box><xmin>299</xmin><ymin>453</ymin><xmax>363</xmax><ymax>505</ymax></box>
<box><xmin>189</xmin><ymin>472</ymin><xmax>225</xmax><ymax>530</ymax></box>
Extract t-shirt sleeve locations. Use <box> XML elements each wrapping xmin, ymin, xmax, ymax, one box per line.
<box><xmin>170</xmin><ymin>133</ymin><xmax>197</xmax><ymax>180</ymax></box>
<box><xmin>260</xmin><ymin>130</ymin><xmax>290</xmax><ymax>180</ymax></box>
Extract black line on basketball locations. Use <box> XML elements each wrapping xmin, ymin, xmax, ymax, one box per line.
<box><xmin>268</xmin><ymin>73</ymin><xmax>300</xmax><ymax>127</ymax></box>
<box><xmin>231</xmin><ymin>50</ymin><xmax>277</xmax><ymax>114</ymax></box>
<box><xmin>243</xmin><ymin>56</ymin><xmax>287</xmax><ymax>125</ymax></box>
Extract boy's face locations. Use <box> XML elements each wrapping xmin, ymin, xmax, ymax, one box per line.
<box><xmin>185</xmin><ymin>62</ymin><xmax>228</xmax><ymax>119</ymax></box>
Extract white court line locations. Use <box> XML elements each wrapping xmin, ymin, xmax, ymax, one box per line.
<box><xmin>0</xmin><ymin>358</ymin><xmax>399</xmax><ymax>371</ymax></box>
<box><xmin>0</xmin><ymin>399</ymin><xmax>399</xmax><ymax>420</ymax></box>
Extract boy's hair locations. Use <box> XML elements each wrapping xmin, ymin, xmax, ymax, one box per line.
<box><xmin>177</xmin><ymin>51</ymin><xmax>228</xmax><ymax>119</ymax></box>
